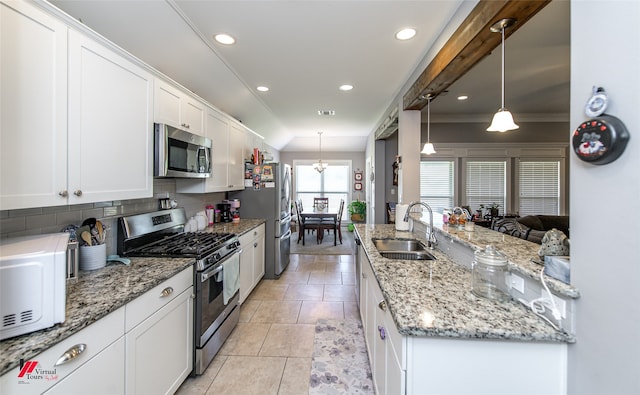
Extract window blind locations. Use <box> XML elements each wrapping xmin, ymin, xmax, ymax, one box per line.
<box><xmin>519</xmin><ymin>161</ymin><xmax>560</xmax><ymax>215</ymax></box>
<box><xmin>466</xmin><ymin>161</ymin><xmax>506</xmax><ymax>214</ymax></box>
<box><xmin>420</xmin><ymin>161</ymin><xmax>454</xmax><ymax>212</ymax></box>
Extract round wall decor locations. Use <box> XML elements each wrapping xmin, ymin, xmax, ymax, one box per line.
<box><xmin>572</xmin><ymin>114</ymin><xmax>629</xmax><ymax>165</ymax></box>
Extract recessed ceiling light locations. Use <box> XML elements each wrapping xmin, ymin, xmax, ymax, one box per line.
<box><xmin>214</xmin><ymin>33</ymin><xmax>235</xmax><ymax>45</ymax></box>
<box><xmin>457</xmin><ymin>95</ymin><xmax>469</xmax><ymax>101</ymax></box>
<box><xmin>395</xmin><ymin>28</ymin><xmax>416</xmax><ymax>41</ymax></box>
<box><xmin>257</xmin><ymin>86</ymin><xmax>269</xmax><ymax>92</ymax></box>
<box><xmin>317</xmin><ymin>110</ymin><xmax>336</xmax><ymax>116</ymax></box>
<box><xmin>339</xmin><ymin>84</ymin><xmax>353</xmax><ymax>91</ymax></box>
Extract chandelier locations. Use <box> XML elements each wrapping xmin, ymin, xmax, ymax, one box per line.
<box><xmin>313</xmin><ymin>131</ymin><xmax>328</xmax><ymax>173</ymax></box>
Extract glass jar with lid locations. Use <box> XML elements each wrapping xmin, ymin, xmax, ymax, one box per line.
<box><xmin>471</xmin><ymin>245</ymin><xmax>510</xmax><ymax>301</ymax></box>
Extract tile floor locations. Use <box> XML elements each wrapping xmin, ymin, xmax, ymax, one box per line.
<box><xmin>176</xmin><ymin>253</ymin><xmax>360</xmax><ymax>395</ymax></box>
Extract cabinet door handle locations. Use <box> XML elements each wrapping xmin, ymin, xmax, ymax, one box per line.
<box><xmin>378</xmin><ymin>325</ymin><xmax>386</xmax><ymax>340</ymax></box>
<box><xmin>254</xmin><ymin>242</ymin><xmax>258</xmax><ymax>248</ymax></box>
<box><xmin>181</xmin><ymin>123</ymin><xmax>190</xmax><ymax>129</ymax></box>
<box><xmin>160</xmin><ymin>286</ymin><xmax>174</xmax><ymax>297</ymax></box>
<box><xmin>73</xmin><ymin>190</ymin><xmax>82</xmax><ymax>197</ymax></box>
<box><xmin>59</xmin><ymin>190</ymin><xmax>68</xmax><ymax>197</ymax></box>
<box><xmin>54</xmin><ymin>343</ymin><xmax>86</xmax><ymax>366</ymax></box>
<box><xmin>378</xmin><ymin>300</ymin><xmax>387</xmax><ymax>312</ymax></box>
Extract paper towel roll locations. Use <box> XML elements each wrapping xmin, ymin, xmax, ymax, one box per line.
<box><xmin>395</xmin><ymin>204</ymin><xmax>410</xmax><ymax>231</ymax></box>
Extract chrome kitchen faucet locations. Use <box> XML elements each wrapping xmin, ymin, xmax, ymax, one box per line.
<box><xmin>403</xmin><ymin>201</ymin><xmax>437</xmax><ymax>250</ymax></box>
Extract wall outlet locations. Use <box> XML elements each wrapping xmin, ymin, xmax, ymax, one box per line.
<box><xmin>510</xmin><ymin>274</ymin><xmax>525</xmax><ymax>294</ymax></box>
<box><xmin>543</xmin><ymin>291</ymin><xmax>566</xmax><ymax>319</ymax></box>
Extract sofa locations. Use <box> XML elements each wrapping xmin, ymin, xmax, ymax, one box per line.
<box><xmin>491</xmin><ymin>215</ymin><xmax>570</xmax><ymax>244</ymax></box>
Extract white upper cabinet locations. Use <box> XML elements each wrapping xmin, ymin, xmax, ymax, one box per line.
<box><xmin>228</xmin><ymin>122</ymin><xmax>246</xmax><ymax>190</ymax></box>
<box><xmin>0</xmin><ymin>1</ymin><xmax>68</xmax><ymax>210</ymax></box>
<box><xmin>154</xmin><ymin>78</ymin><xmax>205</xmax><ymax>135</ymax></box>
<box><xmin>176</xmin><ymin>106</ymin><xmax>245</xmax><ymax>193</ymax></box>
<box><xmin>207</xmin><ymin>107</ymin><xmax>231</xmax><ymax>191</ymax></box>
<box><xmin>243</xmin><ymin>129</ymin><xmax>264</xmax><ymax>164</ymax></box>
<box><xmin>0</xmin><ymin>2</ymin><xmax>153</xmax><ymax>209</ymax></box>
<box><xmin>67</xmin><ymin>31</ymin><xmax>153</xmax><ymax>205</ymax></box>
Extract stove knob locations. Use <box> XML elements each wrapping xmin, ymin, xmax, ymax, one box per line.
<box><xmin>215</xmin><ymin>253</ymin><xmax>221</xmax><ymax>261</ymax></box>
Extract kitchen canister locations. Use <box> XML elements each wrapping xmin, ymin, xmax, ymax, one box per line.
<box><xmin>79</xmin><ymin>243</ymin><xmax>107</xmax><ymax>271</ymax></box>
<box><xmin>471</xmin><ymin>245</ymin><xmax>510</xmax><ymax>301</ymax></box>
<box><xmin>395</xmin><ymin>204</ymin><xmax>410</xmax><ymax>231</ymax></box>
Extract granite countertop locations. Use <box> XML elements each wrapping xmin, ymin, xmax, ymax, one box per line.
<box><xmin>0</xmin><ymin>219</ymin><xmax>265</xmax><ymax>376</ymax></box>
<box><xmin>355</xmin><ymin>223</ymin><xmax>575</xmax><ymax>344</ymax></box>
<box><xmin>203</xmin><ymin>218</ymin><xmax>265</xmax><ymax>236</ymax></box>
<box><xmin>413</xmin><ymin>214</ymin><xmax>579</xmax><ymax>299</ymax></box>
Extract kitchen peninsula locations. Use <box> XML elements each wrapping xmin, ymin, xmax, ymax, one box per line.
<box><xmin>354</xmin><ymin>217</ymin><xmax>577</xmax><ymax>394</ymax></box>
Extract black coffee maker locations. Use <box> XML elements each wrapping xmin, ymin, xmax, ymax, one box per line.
<box><xmin>217</xmin><ymin>203</ymin><xmax>232</xmax><ymax>223</ymax></box>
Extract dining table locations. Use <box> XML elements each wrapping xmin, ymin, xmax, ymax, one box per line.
<box><xmin>299</xmin><ymin>208</ymin><xmax>339</xmax><ymax>246</ymax></box>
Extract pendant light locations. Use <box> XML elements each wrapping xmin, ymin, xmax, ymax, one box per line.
<box><xmin>313</xmin><ymin>131</ymin><xmax>328</xmax><ymax>173</ymax></box>
<box><xmin>421</xmin><ymin>94</ymin><xmax>436</xmax><ymax>155</ymax></box>
<box><xmin>487</xmin><ymin>18</ymin><xmax>519</xmax><ymax>133</ymax></box>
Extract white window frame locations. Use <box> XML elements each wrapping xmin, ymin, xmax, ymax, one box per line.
<box><xmin>418</xmin><ymin>143</ymin><xmax>568</xmax><ymax>216</ymax></box>
<box><xmin>515</xmin><ymin>157</ymin><xmax>567</xmax><ymax>215</ymax></box>
<box><xmin>461</xmin><ymin>157</ymin><xmax>512</xmax><ymax>215</ymax></box>
<box><xmin>419</xmin><ymin>159</ymin><xmax>456</xmax><ymax>213</ymax></box>
<box><xmin>292</xmin><ymin>159</ymin><xmax>352</xmax><ymax>220</ymax></box>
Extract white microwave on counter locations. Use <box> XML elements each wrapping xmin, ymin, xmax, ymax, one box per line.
<box><xmin>0</xmin><ymin>233</ymin><xmax>69</xmax><ymax>340</ymax></box>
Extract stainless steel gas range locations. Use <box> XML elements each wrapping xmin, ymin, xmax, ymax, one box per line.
<box><xmin>117</xmin><ymin>208</ymin><xmax>241</xmax><ymax>375</ymax></box>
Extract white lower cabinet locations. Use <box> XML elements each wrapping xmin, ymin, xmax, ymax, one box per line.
<box><xmin>0</xmin><ymin>307</ymin><xmax>125</xmax><ymax>395</ymax></box>
<box><xmin>359</xmin><ymin>254</ymin><xmax>567</xmax><ymax>395</ymax></box>
<box><xmin>125</xmin><ymin>266</ymin><xmax>193</xmax><ymax>395</ymax></box>
<box><xmin>45</xmin><ymin>337</ymin><xmax>125</xmax><ymax>395</ymax></box>
<box><xmin>238</xmin><ymin>224</ymin><xmax>266</xmax><ymax>304</ymax></box>
<box><xmin>0</xmin><ymin>267</ymin><xmax>194</xmax><ymax>395</ymax></box>
<box><xmin>361</xmin><ymin>254</ymin><xmax>403</xmax><ymax>395</ymax></box>
<box><xmin>125</xmin><ymin>286</ymin><xmax>193</xmax><ymax>395</ymax></box>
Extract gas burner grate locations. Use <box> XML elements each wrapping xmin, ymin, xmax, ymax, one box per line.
<box><xmin>130</xmin><ymin>232</ymin><xmax>236</xmax><ymax>258</ymax></box>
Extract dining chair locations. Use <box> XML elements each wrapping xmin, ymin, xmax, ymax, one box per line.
<box><xmin>296</xmin><ymin>199</ymin><xmax>320</xmax><ymax>245</ymax></box>
<box><xmin>313</xmin><ymin>197</ymin><xmax>329</xmax><ymax>210</ymax></box>
<box><xmin>318</xmin><ymin>199</ymin><xmax>344</xmax><ymax>245</ymax></box>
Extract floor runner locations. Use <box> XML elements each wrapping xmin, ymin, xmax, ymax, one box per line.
<box><xmin>309</xmin><ymin>319</ymin><xmax>374</xmax><ymax>394</ymax></box>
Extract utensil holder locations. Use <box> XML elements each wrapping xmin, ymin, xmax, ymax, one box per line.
<box><xmin>79</xmin><ymin>243</ymin><xmax>107</xmax><ymax>271</ymax></box>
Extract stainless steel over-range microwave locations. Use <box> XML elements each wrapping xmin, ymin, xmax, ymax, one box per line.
<box><xmin>154</xmin><ymin>123</ymin><xmax>212</xmax><ymax>178</ymax></box>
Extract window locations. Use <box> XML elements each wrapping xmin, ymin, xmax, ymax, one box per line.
<box><xmin>294</xmin><ymin>161</ymin><xmax>350</xmax><ymax>221</ymax></box>
<box><xmin>420</xmin><ymin>160</ymin><xmax>454</xmax><ymax>213</ymax></box>
<box><xmin>465</xmin><ymin>160</ymin><xmax>506</xmax><ymax>214</ymax></box>
<box><xmin>518</xmin><ymin>160</ymin><xmax>560</xmax><ymax>215</ymax></box>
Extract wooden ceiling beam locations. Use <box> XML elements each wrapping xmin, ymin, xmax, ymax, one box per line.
<box><xmin>403</xmin><ymin>0</ymin><xmax>551</xmax><ymax>111</ymax></box>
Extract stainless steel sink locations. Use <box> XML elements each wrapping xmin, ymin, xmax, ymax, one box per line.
<box><xmin>372</xmin><ymin>238</ymin><xmax>436</xmax><ymax>261</ymax></box>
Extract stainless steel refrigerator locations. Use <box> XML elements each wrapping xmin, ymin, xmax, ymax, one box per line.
<box><xmin>229</xmin><ymin>163</ymin><xmax>291</xmax><ymax>279</ymax></box>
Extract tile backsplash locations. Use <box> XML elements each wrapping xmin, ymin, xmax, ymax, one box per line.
<box><xmin>0</xmin><ymin>179</ymin><xmax>225</xmax><ymax>255</ymax></box>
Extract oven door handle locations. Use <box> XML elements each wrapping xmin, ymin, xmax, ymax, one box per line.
<box><xmin>200</xmin><ymin>249</ymin><xmax>242</xmax><ymax>283</ymax></box>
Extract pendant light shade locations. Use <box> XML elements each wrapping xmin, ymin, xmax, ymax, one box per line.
<box><xmin>313</xmin><ymin>131</ymin><xmax>327</xmax><ymax>173</ymax></box>
<box><xmin>487</xmin><ymin>18</ymin><xmax>519</xmax><ymax>133</ymax></box>
<box><xmin>421</xmin><ymin>94</ymin><xmax>436</xmax><ymax>155</ymax></box>
<box><xmin>421</xmin><ymin>143</ymin><xmax>436</xmax><ymax>155</ymax></box>
<box><xmin>487</xmin><ymin>109</ymin><xmax>519</xmax><ymax>133</ymax></box>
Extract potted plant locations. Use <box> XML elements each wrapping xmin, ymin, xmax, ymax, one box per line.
<box><xmin>488</xmin><ymin>202</ymin><xmax>500</xmax><ymax>218</ymax></box>
<box><xmin>348</xmin><ymin>200</ymin><xmax>366</xmax><ymax>223</ymax></box>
